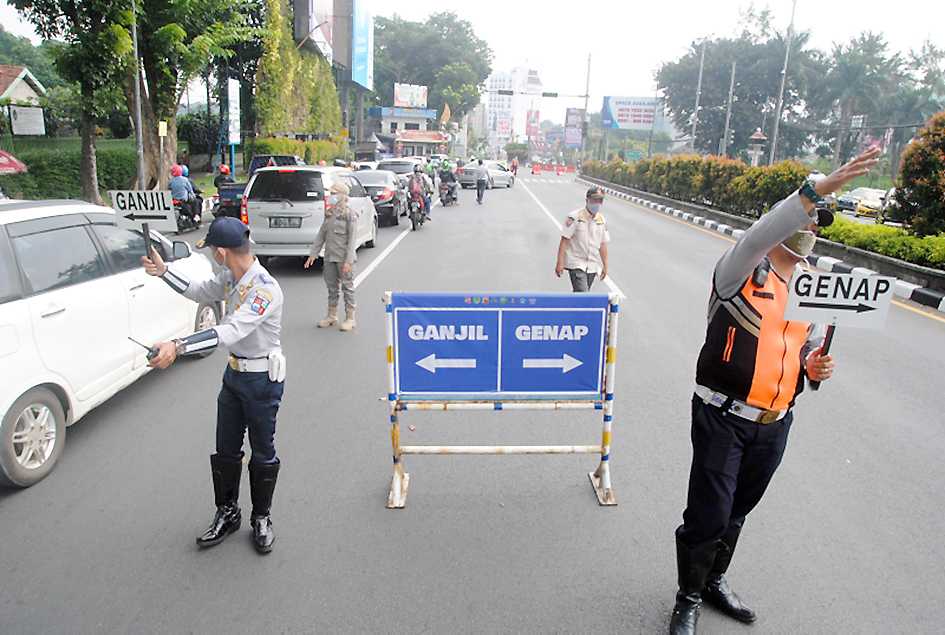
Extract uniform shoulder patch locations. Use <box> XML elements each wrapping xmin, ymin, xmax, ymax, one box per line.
<box><xmin>249</xmin><ymin>289</ymin><xmax>273</xmax><ymax>316</ymax></box>
<box><xmin>256</xmin><ymin>272</ymin><xmax>274</xmax><ymax>285</ymax></box>
<box><xmin>594</xmin><ymin>213</ymin><xmax>606</xmax><ymax>224</ymax></box>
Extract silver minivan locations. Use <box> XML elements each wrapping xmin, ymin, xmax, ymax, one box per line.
<box><xmin>243</xmin><ymin>166</ymin><xmax>378</xmax><ymax>263</ymax></box>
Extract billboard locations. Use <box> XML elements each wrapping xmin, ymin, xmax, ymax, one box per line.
<box><xmin>601</xmin><ymin>96</ymin><xmax>658</xmax><ymax>130</ymax></box>
<box><xmin>227</xmin><ymin>78</ymin><xmax>240</xmax><ymax>145</ymax></box>
<box><xmin>394</xmin><ymin>83</ymin><xmax>428</xmax><ymax>109</ymax></box>
<box><xmin>526</xmin><ymin>110</ymin><xmax>540</xmax><ymax>139</ymax></box>
<box><xmin>351</xmin><ymin>0</ymin><xmax>374</xmax><ymax>90</ymax></box>
<box><xmin>294</xmin><ymin>0</ymin><xmax>333</xmax><ymax>64</ymax></box>
<box><xmin>9</xmin><ymin>105</ymin><xmax>45</xmax><ymax>136</ymax></box>
<box><xmin>565</xmin><ymin>108</ymin><xmax>584</xmax><ymax>148</ymax></box>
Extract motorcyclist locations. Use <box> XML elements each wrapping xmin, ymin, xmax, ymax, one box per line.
<box><xmin>170</xmin><ymin>164</ymin><xmax>198</xmax><ymax>223</ymax></box>
<box><xmin>439</xmin><ymin>162</ymin><xmax>458</xmax><ymax>203</ymax></box>
<box><xmin>407</xmin><ymin>164</ymin><xmax>431</xmax><ymax>219</ymax></box>
<box><xmin>511</xmin><ymin>157</ymin><xmax>519</xmax><ymax>176</ymax></box>
<box><xmin>182</xmin><ymin>165</ymin><xmax>203</xmax><ymax>225</ymax></box>
<box><xmin>214</xmin><ymin>164</ymin><xmax>234</xmax><ymax>190</ymax></box>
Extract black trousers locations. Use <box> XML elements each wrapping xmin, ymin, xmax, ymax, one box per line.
<box><xmin>216</xmin><ymin>366</ymin><xmax>284</xmax><ymax>465</ymax></box>
<box><xmin>476</xmin><ymin>180</ymin><xmax>486</xmax><ymax>203</ymax></box>
<box><xmin>678</xmin><ymin>395</ymin><xmax>792</xmax><ymax>547</ymax></box>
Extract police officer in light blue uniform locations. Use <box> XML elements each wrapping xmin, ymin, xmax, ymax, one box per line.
<box><xmin>142</xmin><ymin>217</ymin><xmax>287</xmax><ymax>554</ymax></box>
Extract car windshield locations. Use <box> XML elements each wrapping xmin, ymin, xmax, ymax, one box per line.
<box><xmin>355</xmin><ymin>171</ymin><xmax>395</xmax><ymax>186</ymax></box>
<box><xmin>378</xmin><ymin>161</ymin><xmax>416</xmax><ymax>174</ymax></box>
<box><xmin>248</xmin><ymin>171</ymin><xmax>324</xmax><ymax>202</ymax></box>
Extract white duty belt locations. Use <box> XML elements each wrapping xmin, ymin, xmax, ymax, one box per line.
<box><xmin>228</xmin><ymin>355</ymin><xmax>269</xmax><ymax>373</ymax></box>
<box><xmin>694</xmin><ymin>385</ymin><xmax>788</xmax><ymax>424</ymax></box>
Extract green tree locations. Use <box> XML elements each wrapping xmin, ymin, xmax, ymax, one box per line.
<box><xmin>12</xmin><ymin>1</ymin><xmax>132</xmax><ymax>203</ymax></box>
<box><xmin>895</xmin><ymin>110</ymin><xmax>945</xmax><ymax>236</ymax></box>
<box><xmin>504</xmin><ymin>143</ymin><xmax>528</xmax><ymax>161</ymax></box>
<box><xmin>129</xmin><ymin>0</ymin><xmax>251</xmax><ymax>186</ymax></box>
<box><xmin>0</xmin><ymin>26</ymin><xmax>67</xmax><ymax>90</ymax></box>
<box><xmin>374</xmin><ymin>13</ymin><xmax>491</xmax><ymax>118</ymax></box>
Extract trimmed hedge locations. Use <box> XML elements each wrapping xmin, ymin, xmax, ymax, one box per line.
<box><xmin>0</xmin><ymin>146</ymin><xmax>136</xmax><ymax>199</ymax></box>
<box><xmin>244</xmin><ymin>137</ymin><xmax>347</xmax><ymax>168</ymax></box>
<box><xmin>582</xmin><ymin>154</ymin><xmax>945</xmax><ymax>270</ymax></box>
<box><xmin>821</xmin><ymin>216</ymin><xmax>945</xmax><ymax>269</ymax></box>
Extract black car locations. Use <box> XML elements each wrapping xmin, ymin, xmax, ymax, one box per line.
<box><xmin>355</xmin><ymin>169</ymin><xmax>406</xmax><ymax>226</ymax></box>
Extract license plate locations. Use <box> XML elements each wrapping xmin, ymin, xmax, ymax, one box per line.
<box><xmin>269</xmin><ymin>216</ymin><xmax>301</xmax><ymax>229</ymax></box>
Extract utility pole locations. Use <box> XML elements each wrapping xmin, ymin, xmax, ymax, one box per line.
<box><xmin>769</xmin><ymin>0</ymin><xmax>797</xmax><ymax>164</ymax></box>
<box><xmin>690</xmin><ymin>39</ymin><xmax>706</xmax><ymax>153</ymax></box>
<box><xmin>580</xmin><ymin>53</ymin><xmax>591</xmax><ymax>160</ymax></box>
<box><xmin>720</xmin><ymin>60</ymin><xmax>736</xmax><ymax>156</ymax></box>
<box><xmin>130</xmin><ymin>0</ymin><xmax>145</xmax><ymax>188</ymax></box>
<box><xmin>647</xmin><ymin>85</ymin><xmax>659</xmax><ymax>158</ymax></box>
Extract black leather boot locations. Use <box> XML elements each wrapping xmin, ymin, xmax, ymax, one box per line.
<box><xmin>248</xmin><ymin>461</ymin><xmax>280</xmax><ymax>554</ymax></box>
<box><xmin>196</xmin><ymin>454</ymin><xmax>243</xmax><ymax>548</ymax></box>
<box><xmin>669</xmin><ymin>527</ymin><xmax>719</xmax><ymax>635</ymax></box>
<box><xmin>703</xmin><ymin>522</ymin><xmax>756</xmax><ymax>623</ymax></box>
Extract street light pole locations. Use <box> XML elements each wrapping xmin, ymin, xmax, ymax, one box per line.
<box><xmin>720</xmin><ymin>60</ymin><xmax>736</xmax><ymax>156</ymax></box>
<box><xmin>690</xmin><ymin>39</ymin><xmax>706</xmax><ymax>153</ymax></box>
<box><xmin>130</xmin><ymin>0</ymin><xmax>145</xmax><ymax>188</ymax></box>
<box><xmin>580</xmin><ymin>53</ymin><xmax>591</xmax><ymax>161</ymax></box>
<box><xmin>769</xmin><ymin>0</ymin><xmax>797</xmax><ymax>164</ymax></box>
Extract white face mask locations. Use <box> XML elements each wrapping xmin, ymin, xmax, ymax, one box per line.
<box><xmin>781</xmin><ymin>230</ymin><xmax>817</xmax><ymax>259</ymax></box>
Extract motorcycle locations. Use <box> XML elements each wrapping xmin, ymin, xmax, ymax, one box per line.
<box><xmin>172</xmin><ymin>199</ymin><xmax>200</xmax><ymax>233</ymax></box>
<box><xmin>439</xmin><ymin>181</ymin><xmax>458</xmax><ymax>207</ymax></box>
<box><xmin>408</xmin><ymin>194</ymin><xmax>426</xmax><ymax>231</ymax></box>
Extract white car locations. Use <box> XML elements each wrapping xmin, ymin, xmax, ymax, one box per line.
<box><xmin>0</xmin><ymin>200</ymin><xmax>219</xmax><ymax>487</ymax></box>
<box><xmin>243</xmin><ymin>166</ymin><xmax>378</xmax><ymax>263</ymax></box>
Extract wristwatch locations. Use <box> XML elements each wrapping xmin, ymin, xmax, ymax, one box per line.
<box><xmin>799</xmin><ymin>179</ymin><xmax>823</xmax><ymax>206</ymax></box>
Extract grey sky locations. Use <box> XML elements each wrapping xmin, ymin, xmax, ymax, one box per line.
<box><xmin>3</xmin><ymin>0</ymin><xmax>942</xmax><ymax>123</ymax></box>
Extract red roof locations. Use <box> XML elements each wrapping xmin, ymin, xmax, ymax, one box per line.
<box><xmin>395</xmin><ymin>130</ymin><xmax>448</xmax><ymax>144</ymax></box>
<box><xmin>0</xmin><ymin>65</ymin><xmax>26</xmax><ymax>96</ymax></box>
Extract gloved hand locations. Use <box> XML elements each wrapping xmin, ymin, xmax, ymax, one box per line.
<box><xmin>268</xmin><ymin>351</ymin><xmax>286</xmax><ymax>382</ymax></box>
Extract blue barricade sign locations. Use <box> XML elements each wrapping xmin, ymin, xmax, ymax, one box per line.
<box><xmin>390</xmin><ymin>293</ymin><xmax>610</xmax><ymax>399</ymax></box>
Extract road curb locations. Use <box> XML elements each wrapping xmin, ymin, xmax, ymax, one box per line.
<box><xmin>576</xmin><ymin>177</ymin><xmax>945</xmax><ymax>316</ymax></box>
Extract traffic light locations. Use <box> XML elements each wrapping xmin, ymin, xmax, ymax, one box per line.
<box><xmin>728</xmin><ymin>128</ymin><xmax>736</xmax><ymax>145</ymax></box>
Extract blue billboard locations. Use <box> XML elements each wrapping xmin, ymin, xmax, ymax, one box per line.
<box><xmin>351</xmin><ymin>0</ymin><xmax>374</xmax><ymax>90</ymax></box>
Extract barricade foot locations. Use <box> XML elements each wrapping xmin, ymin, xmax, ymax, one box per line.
<box><xmin>588</xmin><ymin>469</ymin><xmax>617</xmax><ymax>506</ymax></box>
<box><xmin>387</xmin><ymin>471</ymin><xmax>410</xmax><ymax>509</ymax></box>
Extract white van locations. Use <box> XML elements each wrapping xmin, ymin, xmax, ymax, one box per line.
<box><xmin>242</xmin><ymin>166</ymin><xmax>378</xmax><ymax>263</ymax></box>
<box><xmin>0</xmin><ymin>200</ymin><xmax>219</xmax><ymax>487</ymax></box>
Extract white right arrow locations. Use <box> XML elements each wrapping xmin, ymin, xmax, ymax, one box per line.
<box><xmin>522</xmin><ymin>354</ymin><xmax>583</xmax><ymax>374</ymax></box>
<box><xmin>416</xmin><ymin>353</ymin><xmax>477</xmax><ymax>374</ymax></box>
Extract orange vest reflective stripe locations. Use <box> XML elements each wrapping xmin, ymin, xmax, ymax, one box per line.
<box><xmin>696</xmin><ymin>269</ymin><xmax>811</xmax><ymax>411</ymax></box>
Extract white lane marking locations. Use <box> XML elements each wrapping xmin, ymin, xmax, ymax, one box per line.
<box><xmin>519</xmin><ymin>180</ymin><xmax>626</xmax><ymax>299</ymax></box>
<box><xmin>354</xmin><ymin>200</ymin><xmax>441</xmax><ymax>288</ymax></box>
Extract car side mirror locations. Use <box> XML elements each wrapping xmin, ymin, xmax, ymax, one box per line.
<box><xmin>172</xmin><ymin>241</ymin><xmax>191</xmax><ymax>260</ymax></box>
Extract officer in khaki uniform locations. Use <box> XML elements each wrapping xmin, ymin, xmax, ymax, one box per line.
<box><xmin>555</xmin><ymin>187</ymin><xmax>610</xmax><ymax>292</ymax></box>
<box><xmin>306</xmin><ymin>181</ymin><xmax>359</xmax><ymax>331</ymax></box>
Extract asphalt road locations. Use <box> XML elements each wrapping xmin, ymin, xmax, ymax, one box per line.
<box><xmin>2</xmin><ymin>173</ymin><xmax>944</xmax><ymax>634</ymax></box>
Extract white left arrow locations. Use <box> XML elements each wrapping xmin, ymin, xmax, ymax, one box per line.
<box><xmin>522</xmin><ymin>354</ymin><xmax>583</xmax><ymax>374</ymax></box>
<box><xmin>416</xmin><ymin>354</ymin><xmax>477</xmax><ymax>374</ymax></box>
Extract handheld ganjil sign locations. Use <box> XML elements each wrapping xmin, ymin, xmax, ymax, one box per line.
<box><xmin>109</xmin><ymin>190</ymin><xmax>177</xmax><ymax>257</ymax></box>
<box><xmin>785</xmin><ymin>271</ymin><xmax>895</xmax><ymax>389</ymax></box>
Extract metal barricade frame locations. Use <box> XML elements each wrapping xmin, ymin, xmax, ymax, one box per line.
<box><xmin>383</xmin><ymin>292</ymin><xmax>621</xmax><ymax>509</ymax></box>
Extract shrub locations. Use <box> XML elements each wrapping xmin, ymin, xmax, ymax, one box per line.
<box><xmin>0</xmin><ymin>146</ymin><xmax>136</xmax><ymax>199</ymax></box>
<box><xmin>821</xmin><ymin>216</ymin><xmax>945</xmax><ymax>269</ymax></box>
<box><xmin>896</xmin><ymin>110</ymin><xmax>945</xmax><ymax>237</ymax></box>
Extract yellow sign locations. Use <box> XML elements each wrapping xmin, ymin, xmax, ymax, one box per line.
<box><xmin>158</xmin><ymin>121</ymin><xmax>167</xmax><ymax>138</ymax></box>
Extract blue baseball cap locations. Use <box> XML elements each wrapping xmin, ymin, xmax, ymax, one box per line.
<box><xmin>195</xmin><ymin>217</ymin><xmax>250</xmax><ymax>249</ymax></box>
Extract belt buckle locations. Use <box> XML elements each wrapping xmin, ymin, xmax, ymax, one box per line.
<box><xmin>758</xmin><ymin>410</ymin><xmax>780</xmax><ymax>425</ymax></box>
<box><xmin>228</xmin><ymin>356</ymin><xmax>239</xmax><ymax>371</ymax></box>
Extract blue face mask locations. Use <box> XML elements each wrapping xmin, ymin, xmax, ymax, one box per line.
<box><xmin>328</xmin><ymin>194</ymin><xmax>340</xmax><ymax>206</ymax></box>
<box><xmin>587</xmin><ymin>202</ymin><xmax>602</xmax><ymax>214</ymax></box>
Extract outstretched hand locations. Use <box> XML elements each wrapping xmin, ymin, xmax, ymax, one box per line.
<box><xmin>816</xmin><ymin>147</ymin><xmax>881</xmax><ymax>196</ymax></box>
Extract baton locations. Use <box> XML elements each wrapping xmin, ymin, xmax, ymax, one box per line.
<box><xmin>128</xmin><ymin>336</ymin><xmax>159</xmax><ymax>362</ymax></box>
<box><xmin>809</xmin><ymin>324</ymin><xmax>835</xmax><ymax>391</ymax></box>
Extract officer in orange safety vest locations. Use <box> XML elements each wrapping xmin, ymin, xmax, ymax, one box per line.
<box><xmin>668</xmin><ymin>148</ymin><xmax>881</xmax><ymax>635</ymax></box>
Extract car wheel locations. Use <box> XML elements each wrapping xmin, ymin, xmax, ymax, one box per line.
<box><xmin>508</xmin><ymin>177</ymin><xmax>514</xmax><ymax>188</ymax></box>
<box><xmin>192</xmin><ymin>303</ymin><xmax>220</xmax><ymax>359</ymax></box>
<box><xmin>0</xmin><ymin>387</ymin><xmax>67</xmax><ymax>488</ymax></box>
<box><xmin>392</xmin><ymin>206</ymin><xmax>400</xmax><ymax>226</ymax></box>
<box><xmin>365</xmin><ymin>217</ymin><xmax>378</xmax><ymax>248</ymax></box>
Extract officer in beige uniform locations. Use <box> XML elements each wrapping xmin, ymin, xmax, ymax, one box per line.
<box><xmin>305</xmin><ymin>181</ymin><xmax>358</xmax><ymax>331</ymax></box>
<box><xmin>555</xmin><ymin>187</ymin><xmax>610</xmax><ymax>292</ymax></box>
